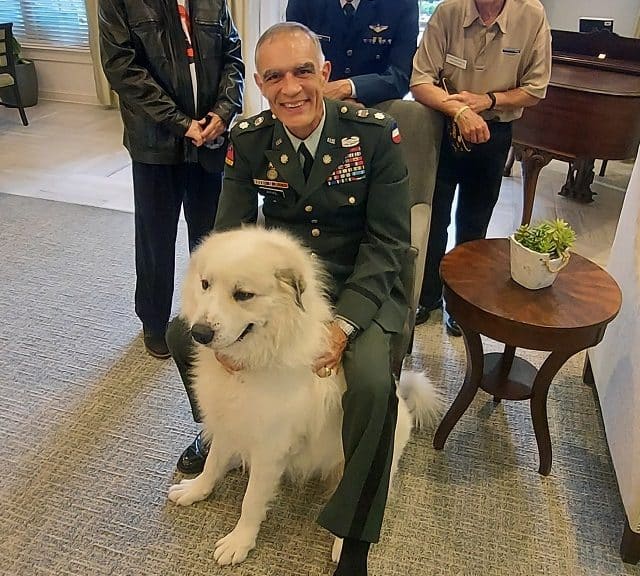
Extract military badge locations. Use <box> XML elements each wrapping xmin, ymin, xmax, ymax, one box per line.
<box><xmin>327</xmin><ymin>145</ymin><xmax>366</xmax><ymax>186</ymax></box>
<box><xmin>374</xmin><ymin>112</ymin><xmax>385</xmax><ymax>120</ymax></box>
<box><xmin>356</xmin><ymin>109</ymin><xmax>369</xmax><ymax>118</ymax></box>
<box><xmin>280</xmin><ymin>154</ymin><xmax>289</xmax><ymax>164</ymax></box>
<box><xmin>340</xmin><ymin>106</ymin><xmax>349</xmax><ymax>114</ymax></box>
<box><xmin>322</xmin><ymin>154</ymin><xmax>332</xmax><ymax>165</ymax></box>
<box><xmin>255</xmin><ymin>116</ymin><xmax>264</xmax><ymax>126</ymax></box>
<box><xmin>267</xmin><ymin>163</ymin><xmax>278</xmax><ymax>180</ymax></box>
<box><xmin>391</xmin><ymin>122</ymin><xmax>402</xmax><ymax>144</ymax></box>
<box><xmin>239</xmin><ymin>121</ymin><xmax>249</xmax><ymax>129</ymax></box>
<box><xmin>369</xmin><ymin>24</ymin><xmax>389</xmax><ymax>33</ymax></box>
<box><xmin>341</xmin><ymin>136</ymin><xmax>360</xmax><ymax>147</ymax></box>
<box><xmin>225</xmin><ymin>144</ymin><xmax>235</xmax><ymax>166</ymax></box>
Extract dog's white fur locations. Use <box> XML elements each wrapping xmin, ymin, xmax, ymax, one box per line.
<box><xmin>168</xmin><ymin>227</ymin><xmax>442</xmax><ymax>566</ymax></box>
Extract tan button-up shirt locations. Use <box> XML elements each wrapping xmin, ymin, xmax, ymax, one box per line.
<box><xmin>411</xmin><ymin>0</ymin><xmax>551</xmax><ymax>122</ymax></box>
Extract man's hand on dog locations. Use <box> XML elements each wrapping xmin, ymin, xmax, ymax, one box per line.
<box><xmin>314</xmin><ymin>322</ymin><xmax>348</xmax><ymax>377</ymax></box>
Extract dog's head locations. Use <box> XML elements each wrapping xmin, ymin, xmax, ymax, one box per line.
<box><xmin>181</xmin><ymin>227</ymin><xmax>332</xmax><ymax>368</ymax></box>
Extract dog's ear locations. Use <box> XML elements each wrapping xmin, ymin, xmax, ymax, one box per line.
<box><xmin>275</xmin><ymin>268</ymin><xmax>306</xmax><ymax>311</ymax></box>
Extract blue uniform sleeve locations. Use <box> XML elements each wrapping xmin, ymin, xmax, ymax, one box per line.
<box><xmin>351</xmin><ymin>1</ymin><xmax>419</xmax><ymax>106</ymax></box>
<box><xmin>285</xmin><ymin>0</ymin><xmax>309</xmax><ymax>24</ymax></box>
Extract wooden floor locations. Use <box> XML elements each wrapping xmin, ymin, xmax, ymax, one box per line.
<box><xmin>0</xmin><ymin>100</ymin><xmax>633</xmax><ymax>266</ymax></box>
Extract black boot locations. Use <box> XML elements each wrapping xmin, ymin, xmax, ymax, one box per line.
<box><xmin>333</xmin><ymin>538</ymin><xmax>370</xmax><ymax>576</ymax></box>
<box><xmin>415</xmin><ymin>298</ymin><xmax>443</xmax><ymax>326</ymax></box>
<box><xmin>176</xmin><ymin>431</ymin><xmax>210</xmax><ymax>474</ymax></box>
<box><xmin>143</xmin><ymin>329</ymin><xmax>170</xmax><ymax>359</ymax></box>
<box><xmin>444</xmin><ymin>311</ymin><xmax>462</xmax><ymax>337</ymax></box>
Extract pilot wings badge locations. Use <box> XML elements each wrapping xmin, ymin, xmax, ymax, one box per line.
<box><xmin>369</xmin><ymin>24</ymin><xmax>389</xmax><ymax>34</ymax></box>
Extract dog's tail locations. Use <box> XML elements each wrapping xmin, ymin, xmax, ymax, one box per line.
<box><xmin>397</xmin><ymin>370</ymin><xmax>444</xmax><ymax>430</ymax></box>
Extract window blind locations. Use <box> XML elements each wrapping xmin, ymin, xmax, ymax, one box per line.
<box><xmin>0</xmin><ymin>0</ymin><xmax>89</xmax><ymax>50</ymax></box>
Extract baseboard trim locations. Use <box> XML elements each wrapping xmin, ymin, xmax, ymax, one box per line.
<box><xmin>40</xmin><ymin>91</ymin><xmax>100</xmax><ymax>106</ymax></box>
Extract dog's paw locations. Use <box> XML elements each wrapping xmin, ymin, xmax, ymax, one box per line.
<box><xmin>331</xmin><ymin>537</ymin><xmax>343</xmax><ymax>563</ymax></box>
<box><xmin>214</xmin><ymin>527</ymin><xmax>256</xmax><ymax>565</ymax></box>
<box><xmin>167</xmin><ymin>477</ymin><xmax>212</xmax><ymax>506</ymax></box>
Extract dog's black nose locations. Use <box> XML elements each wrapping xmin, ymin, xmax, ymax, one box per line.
<box><xmin>191</xmin><ymin>323</ymin><xmax>215</xmax><ymax>345</ymax></box>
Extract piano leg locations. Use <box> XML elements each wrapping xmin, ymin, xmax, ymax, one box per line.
<box><xmin>503</xmin><ymin>146</ymin><xmax>516</xmax><ymax>177</ymax></box>
<box><xmin>599</xmin><ymin>159</ymin><xmax>608</xmax><ymax>177</ymax></box>
<box><xmin>514</xmin><ymin>144</ymin><xmax>553</xmax><ymax>225</ymax></box>
<box><xmin>560</xmin><ymin>159</ymin><xmax>596</xmax><ymax>203</ymax></box>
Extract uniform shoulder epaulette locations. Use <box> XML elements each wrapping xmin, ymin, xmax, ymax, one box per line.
<box><xmin>231</xmin><ymin>110</ymin><xmax>276</xmax><ymax>136</ymax></box>
<box><xmin>338</xmin><ymin>102</ymin><xmax>391</xmax><ymax>126</ymax></box>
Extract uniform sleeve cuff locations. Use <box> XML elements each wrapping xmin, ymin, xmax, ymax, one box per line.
<box><xmin>335</xmin><ymin>287</ymin><xmax>378</xmax><ymax>332</ymax></box>
<box><xmin>348</xmin><ymin>79</ymin><xmax>357</xmax><ymax>99</ymax></box>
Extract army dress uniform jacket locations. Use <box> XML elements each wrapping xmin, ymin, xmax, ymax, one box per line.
<box><xmin>286</xmin><ymin>0</ymin><xmax>419</xmax><ymax>106</ymax></box>
<box><xmin>215</xmin><ymin>98</ymin><xmax>411</xmax><ymax>335</ymax></box>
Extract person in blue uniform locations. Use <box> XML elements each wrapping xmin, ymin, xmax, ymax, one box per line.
<box><xmin>286</xmin><ymin>0</ymin><xmax>419</xmax><ymax>106</ymax></box>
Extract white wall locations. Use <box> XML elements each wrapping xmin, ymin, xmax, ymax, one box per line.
<box><xmin>542</xmin><ymin>0</ymin><xmax>640</xmax><ymax>38</ymax></box>
<box><xmin>22</xmin><ymin>47</ymin><xmax>100</xmax><ymax>106</ymax></box>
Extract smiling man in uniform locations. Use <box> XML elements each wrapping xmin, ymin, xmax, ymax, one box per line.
<box><xmin>166</xmin><ymin>21</ymin><xmax>411</xmax><ymax>576</ymax></box>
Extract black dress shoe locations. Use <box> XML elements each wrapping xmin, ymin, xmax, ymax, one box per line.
<box><xmin>415</xmin><ymin>299</ymin><xmax>443</xmax><ymax>326</ymax></box>
<box><xmin>177</xmin><ymin>431</ymin><xmax>210</xmax><ymax>474</ymax></box>
<box><xmin>445</xmin><ymin>315</ymin><xmax>462</xmax><ymax>337</ymax></box>
<box><xmin>143</xmin><ymin>331</ymin><xmax>170</xmax><ymax>359</ymax></box>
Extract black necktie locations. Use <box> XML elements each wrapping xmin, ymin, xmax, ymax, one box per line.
<box><xmin>298</xmin><ymin>143</ymin><xmax>314</xmax><ymax>181</ymax></box>
<box><xmin>343</xmin><ymin>0</ymin><xmax>355</xmax><ymax>20</ymax></box>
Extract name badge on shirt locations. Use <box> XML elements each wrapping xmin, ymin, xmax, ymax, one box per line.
<box><xmin>502</xmin><ymin>47</ymin><xmax>521</xmax><ymax>54</ymax></box>
<box><xmin>445</xmin><ymin>53</ymin><xmax>467</xmax><ymax>69</ymax></box>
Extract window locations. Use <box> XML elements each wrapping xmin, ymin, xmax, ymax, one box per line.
<box><xmin>0</xmin><ymin>0</ymin><xmax>89</xmax><ymax>50</ymax></box>
<box><xmin>419</xmin><ymin>0</ymin><xmax>442</xmax><ymax>34</ymax></box>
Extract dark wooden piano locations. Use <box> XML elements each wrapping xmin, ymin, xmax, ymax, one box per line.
<box><xmin>509</xmin><ymin>29</ymin><xmax>640</xmax><ymax>224</ymax></box>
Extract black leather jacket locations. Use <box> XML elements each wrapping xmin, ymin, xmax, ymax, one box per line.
<box><xmin>99</xmin><ymin>0</ymin><xmax>244</xmax><ymax>170</ymax></box>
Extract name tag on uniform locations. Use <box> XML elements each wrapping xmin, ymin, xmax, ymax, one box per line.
<box><xmin>445</xmin><ymin>53</ymin><xmax>467</xmax><ymax>69</ymax></box>
<box><xmin>502</xmin><ymin>47</ymin><xmax>521</xmax><ymax>54</ymax></box>
<box><xmin>253</xmin><ymin>178</ymin><xmax>289</xmax><ymax>197</ymax></box>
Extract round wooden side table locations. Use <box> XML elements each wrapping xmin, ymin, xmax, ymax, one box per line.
<box><xmin>433</xmin><ymin>238</ymin><xmax>622</xmax><ymax>475</ymax></box>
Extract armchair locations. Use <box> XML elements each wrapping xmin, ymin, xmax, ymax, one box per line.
<box><xmin>0</xmin><ymin>23</ymin><xmax>29</xmax><ymax>126</ymax></box>
<box><xmin>374</xmin><ymin>99</ymin><xmax>443</xmax><ymax>375</ymax></box>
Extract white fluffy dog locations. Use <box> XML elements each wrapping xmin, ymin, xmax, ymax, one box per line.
<box><xmin>168</xmin><ymin>227</ymin><xmax>441</xmax><ymax>566</ymax></box>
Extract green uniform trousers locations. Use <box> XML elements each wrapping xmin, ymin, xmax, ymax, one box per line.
<box><xmin>166</xmin><ymin>315</ymin><xmax>398</xmax><ymax>543</ymax></box>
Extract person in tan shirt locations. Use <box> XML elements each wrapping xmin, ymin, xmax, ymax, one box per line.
<box><xmin>410</xmin><ymin>0</ymin><xmax>551</xmax><ymax>335</ymax></box>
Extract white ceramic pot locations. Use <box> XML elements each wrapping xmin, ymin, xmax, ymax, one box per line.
<box><xmin>509</xmin><ymin>235</ymin><xmax>570</xmax><ymax>290</ymax></box>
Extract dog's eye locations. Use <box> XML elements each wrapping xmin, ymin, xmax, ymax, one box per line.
<box><xmin>233</xmin><ymin>290</ymin><xmax>255</xmax><ymax>302</ymax></box>
<box><xmin>201</xmin><ymin>279</ymin><xmax>210</xmax><ymax>290</ymax></box>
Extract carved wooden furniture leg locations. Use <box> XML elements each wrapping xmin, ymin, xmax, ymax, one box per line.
<box><xmin>582</xmin><ymin>353</ymin><xmax>595</xmax><ymax>387</ymax></box>
<box><xmin>621</xmin><ymin>518</ymin><xmax>640</xmax><ymax>564</ymax></box>
<box><xmin>516</xmin><ymin>145</ymin><xmax>553</xmax><ymax>225</ymax></box>
<box><xmin>530</xmin><ymin>350</ymin><xmax>575</xmax><ymax>475</ymax></box>
<box><xmin>433</xmin><ymin>326</ymin><xmax>483</xmax><ymax>450</ymax></box>
<box><xmin>493</xmin><ymin>344</ymin><xmax>516</xmax><ymax>403</ymax></box>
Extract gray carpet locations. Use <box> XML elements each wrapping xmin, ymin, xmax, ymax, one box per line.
<box><xmin>0</xmin><ymin>192</ymin><xmax>638</xmax><ymax>576</ymax></box>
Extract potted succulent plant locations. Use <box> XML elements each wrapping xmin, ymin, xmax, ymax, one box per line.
<box><xmin>0</xmin><ymin>35</ymin><xmax>38</xmax><ymax>108</ymax></box>
<box><xmin>509</xmin><ymin>219</ymin><xmax>576</xmax><ymax>289</ymax></box>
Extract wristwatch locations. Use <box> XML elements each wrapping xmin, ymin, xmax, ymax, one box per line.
<box><xmin>335</xmin><ymin>317</ymin><xmax>358</xmax><ymax>340</ymax></box>
<box><xmin>487</xmin><ymin>91</ymin><xmax>497</xmax><ymax>111</ymax></box>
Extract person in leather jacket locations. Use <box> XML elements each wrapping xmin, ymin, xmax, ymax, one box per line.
<box><xmin>98</xmin><ymin>0</ymin><xmax>244</xmax><ymax>358</ymax></box>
